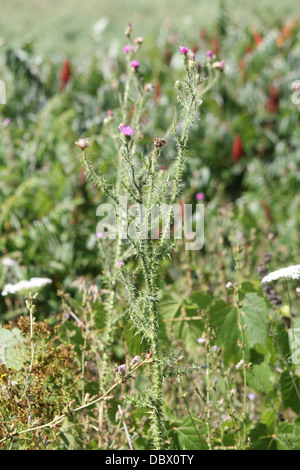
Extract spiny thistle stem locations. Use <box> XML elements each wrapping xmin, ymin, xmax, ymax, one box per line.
<box><xmin>75</xmin><ymin>42</ymin><xmax>220</xmax><ymax>450</ymax></box>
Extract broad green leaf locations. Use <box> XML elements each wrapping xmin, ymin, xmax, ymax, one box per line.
<box><xmin>175</xmin><ymin>417</ymin><xmax>208</xmax><ymax>450</ymax></box>
<box><xmin>288</xmin><ymin>318</ymin><xmax>300</xmax><ymax>367</ymax></box>
<box><xmin>159</xmin><ymin>293</ymin><xmax>182</xmax><ymax>320</ymax></box>
<box><xmin>246</xmin><ymin>360</ymin><xmax>275</xmax><ymax>394</ymax></box>
<box><xmin>241</xmin><ymin>293</ymin><xmax>269</xmax><ymax>347</ymax></box>
<box><xmin>209</xmin><ymin>301</ymin><xmax>241</xmax><ymax>363</ymax></box>
<box><xmin>279</xmin><ymin>370</ymin><xmax>300</xmax><ymax>414</ymax></box>
<box><xmin>0</xmin><ymin>327</ymin><xmax>24</xmax><ymax>369</ymax></box>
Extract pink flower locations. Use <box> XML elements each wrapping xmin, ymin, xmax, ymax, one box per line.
<box><xmin>197</xmin><ymin>337</ymin><xmax>206</xmax><ymax>344</ymax></box>
<box><xmin>3</xmin><ymin>118</ymin><xmax>10</xmax><ymax>125</ymax></box>
<box><xmin>118</xmin><ymin>261</ymin><xmax>124</xmax><ymax>267</ymax></box>
<box><xmin>119</xmin><ymin>123</ymin><xmax>134</xmax><ymax>136</ymax></box>
<box><xmin>196</xmin><ymin>192</ymin><xmax>205</xmax><ymax>201</ymax></box>
<box><xmin>206</xmin><ymin>50</ymin><xmax>213</xmax><ymax>58</ymax></box>
<box><xmin>180</xmin><ymin>46</ymin><xmax>189</xmax><ymax>55</ymax></box>
<box><xmin>130</xmin><ymin>60</ymin><xmax>140</xmax><ymax>69</ymax></box>
<box><xmin>96</xmin><ymin>232</ymin><xmax>104</xmax><ymax>239</ymax></box>
<box><xmin>123</xmin><ymin>45</ymin><xmax>135</xmax><ymax>53</ymax></box>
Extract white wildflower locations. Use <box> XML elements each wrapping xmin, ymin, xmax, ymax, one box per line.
<box><xmin>261</xmin><ymin>265</ymin><xmax>300</xmax><ymax>283</ymax></box>
<box><xmin>236</xmin><ymin>359</ymin><xmax>244</xmax><ymax>370</ymax></box>
<box><xmin>1</xmin><ymin>257</ymin><xmax>16</xmax><ymax>268</ymax></box>
<box><xmin>2</xmin><ymin>277</ymin><xmax>52</xmax><ymax>296</ymax></box>
<box><xmin>197</xmin><ymin>337</ymin><xmax>206</xmax><ymax>344</ymax></box>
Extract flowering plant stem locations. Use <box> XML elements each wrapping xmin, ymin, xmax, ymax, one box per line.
<box><xmin>76</xmin><ymin>43</ymin><xmax>219</xmax><ymax>449</ymax></box>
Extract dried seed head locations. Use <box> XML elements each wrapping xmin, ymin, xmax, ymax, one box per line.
<box><xmin>134</xmin><ymin>37</ymin><xmax>144</xmax><ymax>45</ymax></box>
<box><xmin>74</xmin><ymin>138</ymin><xmax>90</xmax><ymax>150</ymax></box>
<box><xmin>212</xmin><ymin>60</ymin><xmax>225</xmax><ymax>70</ymax></box>
<box><xmin>154</xmin><ymin>138</ymin><xmax>166</xmax><ymax>148</ymax></box>
<box><xmin>188</xmin><ymin>50</ymin><xmax>195</xmax><ymax>62</ymax></box>
<box><xmin>125</xmin><ymin>22</ymin><xmax>132</xmax><ymax>36</ymax></box>
<box><xmin>144</xmin><ymin>83</ymin><xmax>153</xmax><ymax>92</ymax></box>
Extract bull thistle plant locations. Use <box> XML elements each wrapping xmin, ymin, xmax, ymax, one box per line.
<box><xmin>76</xmin><ymin>25</ymin><xmax>221</xmax><ymax>449</ymax></box>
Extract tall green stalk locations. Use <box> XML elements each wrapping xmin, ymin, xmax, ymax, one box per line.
<box><xmin>77</xmin><ymin>39</ymin><xmax>220</xmax><ymax>449</ymax></box>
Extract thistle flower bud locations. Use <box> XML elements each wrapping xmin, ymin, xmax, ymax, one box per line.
<box><xmin>125</xmin><ymin>22</ymin><xmax>132</xmax><ymax>37</ymax></box>
<box><xmin>174</xmin><ymin>80</ymin><xmax>183</xmax><ymax>90</ymax></box>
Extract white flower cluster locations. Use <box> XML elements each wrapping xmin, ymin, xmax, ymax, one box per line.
<box><xmin>235</xmin><ymin>359</ymin><xmax>244</xmax><ymax>370</ymax></box>
<box><xmin>261</xmin><ymin>265</ymin><xmax>300</xmax><ymax>283</ymax></box>
<box><xmin>1</xmin><ymin>257</ymin><xmax>17</xmax><ymax>268</ymax></box>
<box><xmin>2</xmin><ymin>278</ymin><xmax>52</xmax><ymax>296</ymax></box>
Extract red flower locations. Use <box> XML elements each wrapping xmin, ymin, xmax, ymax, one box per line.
<box><xmin>60</xmin><ymin>59</ymin><xmax>72</xmax><ymax>91</ymax></box>
<box><xmin>267</xmin><ymin>84</ymin><xmax>279</xmax><ymax>113</ymax></box>
<box><xmin>232</xmin><ymin>135</ymin><xmax>243</xmax><ymax>163</ymax></box>
<box><xmin>253</xmin><ymin>32</ymin><xmax>263</xmax><ymax>46</ymax></box>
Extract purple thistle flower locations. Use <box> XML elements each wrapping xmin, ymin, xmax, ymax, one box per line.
<box><xmin>119</xmin><ymin>123</ymin><xmax>134</xmax><ymax>136</ymax></box>
<box><xmin>159</xmin><ymin>165</ymin><xmax>165</xmax><ymax>170</ymax></box>
<box><xmin>206</xmin><ymin>50</ymin><xmax>213</xmax><ymax>58</ymax></box>
<box><xmin>123</xmin><ymin>45</ymin><xmax>135</xmax><ymax>53</ymax></box>
<box><xmin>3</xmin><ymin>118</ymin><xmax>10</xmax><ymax>125</ymax></box>
<box><xmin>118</xmin><ymin>260</ymin><xmax>124</xmax><ymax>267</ymax></box>
<box><xmin>130</xmin><ymin>60</ymin><xmax>140</xmax><ymax>69</ymax></box>
<box><xmin>180</xmin><ymin>46</ymin><xmax>189</xmax><ymax>55</ymax></box>
<box><xmin>196</xmin><ymin>192</ymin><xmax>205</xmax><ymax>201</ymax></box>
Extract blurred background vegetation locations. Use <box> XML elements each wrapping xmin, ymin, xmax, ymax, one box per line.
<box><xmin>1</xmin><ymin>0</ymin><xmax>300</xmax><ymax>55</ymax></box>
